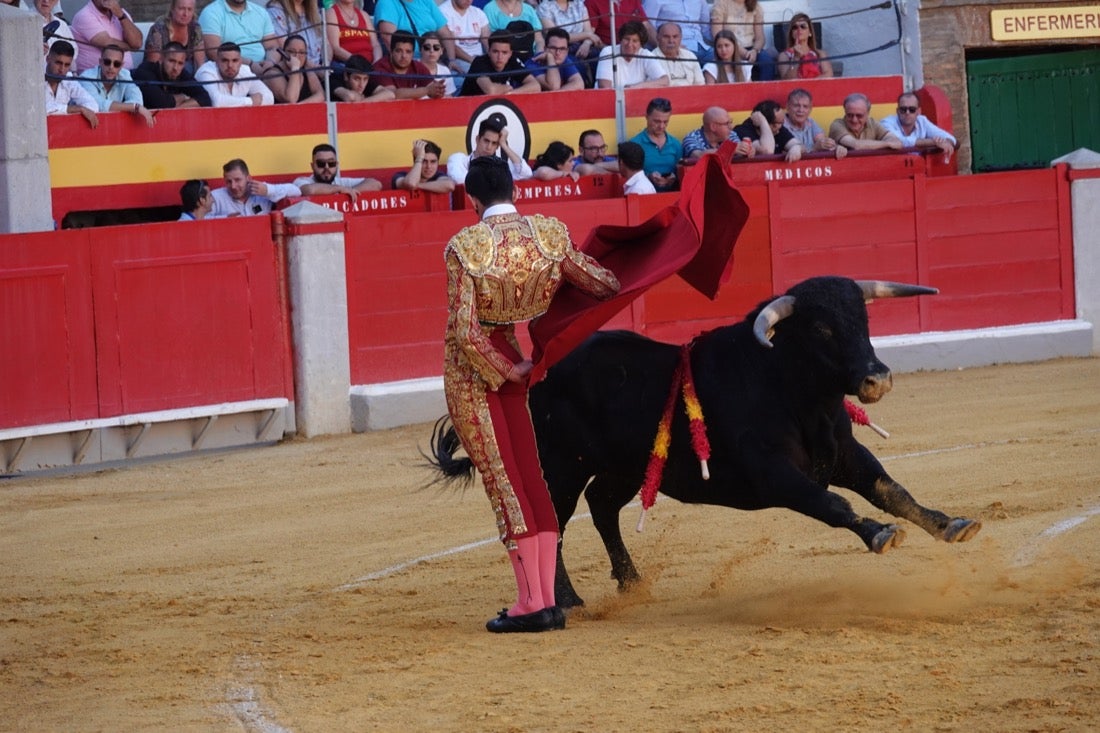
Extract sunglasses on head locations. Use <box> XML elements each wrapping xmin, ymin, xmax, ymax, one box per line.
<box><xmin>897</xmin><ymin>105</ymin><xmax>919</xmax><ymax>113</ymax></box>
<box><xmin>101</xmin><ymin>58</ymin><xmax>123</xmax><ymax>68</ymax></box>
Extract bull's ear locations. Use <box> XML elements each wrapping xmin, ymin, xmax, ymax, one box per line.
<box><xmin>753</xmin><ymin>295</ymin><xmax>795</xmax><ymax>348</ymax></box>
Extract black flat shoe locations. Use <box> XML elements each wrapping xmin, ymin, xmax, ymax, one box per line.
<box><xmin>549</xmin><ymin>606</ymin><xmax>566</xmax><ymax>630</ymax></box>
<box><xmin>485</xmin><ymin>607</ymin><xmax>559</xmax><ymax>633</ymax></box>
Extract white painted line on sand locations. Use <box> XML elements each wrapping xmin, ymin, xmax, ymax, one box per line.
<box><xmin>227</xmin><ymin>684</ymin><xmax>293</xmax><ymax>733</ymax></box>
<box><xmin>1011</xmin><ymin>504</ymin><xmax>1100</xmax><ymax>567</ymax></box>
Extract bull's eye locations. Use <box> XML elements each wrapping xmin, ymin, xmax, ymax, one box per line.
<box><xmin>815</xmin><ymin>322</ymin><xmax>833</xmax><ymax>339</ymax></box>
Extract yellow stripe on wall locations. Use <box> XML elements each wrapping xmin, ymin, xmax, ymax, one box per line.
<box><xmin>49</xmin><ymin>107</ymin><xmax>850</xmax><ymax>190</ymax></box>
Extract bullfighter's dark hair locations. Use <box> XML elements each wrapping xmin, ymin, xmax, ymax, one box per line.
<box><xmin>465</xmin><ymin>155</ymin><xmax>513</xmax><ymax>206</ymax></box>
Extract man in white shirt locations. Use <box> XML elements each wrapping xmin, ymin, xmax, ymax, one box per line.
<box><xmin>653</xmin><ymin>22</ymin><xmax>704</xmax><ymax>87</ymax></box>
<box><xmin>194</xmin><ymin>42</ymin><xmax>274</xmax><ymax>107</ymax></box>
<box><xmin>618</xmin><ymin>141</ymin><xmax>656</xmax><ymax>195</ymax></box>
<box><xmin>438</xmin><ymin>0</ymin><xmax>488</xmax><ymax>75</ymax></box>
<box><xmin>43</xmin><ymin>41</ymin><xmax>99</xmax><ymax>127</ymax></box>
<box><xmin>595</xmin><ymin>20</ymin><xmax>669</xmax><ymax>90</ymax></box>
<box><xmin>209</xmin><ymin>158</ymin><xmax>300</xmax><ymax>217</ymax></box>
<box><xmin>881</xmin><ymin>92</ymin><xmax>957</xmax><ymax>159</ymax></box>
<box><xmin>446</xmin><ymin>116</ymin><xmax>532</xmax><ymax>185</ymax></box>
<box><xmin>292</xmin><ymin>144</ymin><xmax>383</xmax><ymax>198</ymax></box>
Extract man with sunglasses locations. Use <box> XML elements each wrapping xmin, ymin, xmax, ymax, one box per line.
<box><xmin>881</xmin><ymin>92</ymin><xmax>957</xmax><ymax>160</ymax></box>
<box><xmin>77</xmin><ymin>44</ymin><xmax>156</xmax><ymax>127</ymax></box>
<box><xmin>70</xmin><ymin>0</ymin><xmax>142</xmax><ymax>74</ymax></box>
<box><xmin>828</xmin><ymin>92</ymin><xmax>902</xmax><ymax>152</ymax></box>
<box><xmin>293</xmin><ymin>144</ymin><xmax>383</xmax><ymax>198</ymax></box>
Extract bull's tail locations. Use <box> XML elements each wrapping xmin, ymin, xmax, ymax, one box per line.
<box><xmin>422</xmin><ymin>415</ymin><xmax>476</xmax><ymax>487</ymax></box>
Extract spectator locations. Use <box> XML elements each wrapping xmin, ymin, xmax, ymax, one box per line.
<box><xmin>293</xmin><ymin>143</ymin><xmax>383</xmax><ymax>196</ymax></box>
<box><xmin>373</xmin><ymin>0</ymin><xmax>453</xmax><ymax>57</ymax></box>
<box><xmin>32</xmin><ymin>0</ymin><xmax>81</xmax><ymax>69</ymax></box>
<box><xmin>642</xmin><ymin>0</ymin><xmax>711</xmax><ymax>62</ymax></box>
<box><xmin>710</xmin><ymin>0</ymin><xmax>775</xmax><ymax>81</ymax></box>
<box><xmin>199</xmin><ymin>0</ymin><xmax>278</xmax><ymax>68</ymax></box>
<box><xmin>266</xmin><ymin>0</ymin><xmax>323</xmax><ymax>67</ymax></box>
<box><xmin>459</xmin><ymin>28</ymin><xmax>540</xmax><ymax>96</ymax></box>
<box><xmin>326</xmin><ymin>0</ymin><xmax>382</xmax><ymax>65</ymax></box>
<box><xmin>594</xmin><ymin>20</ymin><xmax>668</xmax><ymax>90</ymax></box>
<box><xmin>629</xmin><ymin>96</ymin><xmax>681</xmax><ymax>192</ymax></box>
<box><xmin>77</xmin><ymin>44</ymin><xmax>156</xmax><ymax>127</ymax></box>
<box><xmin>783</xmin><ymin>87</ymin><xmax>844</xmax><ymax>157</ymax></box>
<box><xmin>330</xmin><ymin>54</ymin><xmax>395</xmax><ymax>102</ymax></box>
<box><xmin>533</xmin><ymin>141</ymin><xmax>580</xmax><ymax>181</ymax></box>
<box><xmin>178</xmin><ymin>179</ymin><xmax>212</xmax><ymax>220</ymax></box>
<box><xmin>260</xmin><ymin>34</ymin><xmax>324</xmax><ymax>103</ymax></box>
<box><xmin>70</xmin><ymin>0</ymin><xmax>143</xmax><ymax>74</ymax></box>
<box><xmin>536</xmin><ymin>0</ymin><xmax>601</xmax><ymax>67</ymax></box>
<box><xmin>654</xmin><ymin>22</ymin><xmax>703</xmax><ymax>87</ymax></box>
<box><xmin>682</xmin><ymin>105</ymin><xmax>751</xmax><ymax>162</ymax></box>
<box><xmin>393</xmin><ymin>139</ymin><xmax>456</xmax><ymax>193</ymax></box>
<box><xmin>439</xmin><ymin>0</ymin><xmax>489</xmax><ymax>75</ymax></box>
<box><xmin>777</xmin><ymin>13</ymin><xmax>833</xmax><ymax>80</ymax></box>
<box><xmin>419</xmin><ymin>30</ymin><xmax>457</xmax><ymax>96</ymax></box>
<box><xmin>733</xmin><ymin>100</ymin><xmax>803</xmax><ymax>161</ymax></box>
<box><xmin>529</xmin><ymin>26</ymin><xmax>585</xmax><ymax>91</ymax></box>
<box><xmin>195</xmin><ymin>42</ymin><xmax>275</xmax><ymax>107</ymax></box>
<box><xmin>572</xmin><ymin>129</ymin><xmax>618</xmax><ymax>175</ymax></box>
<box><xmin>881</xmin><ymin>92</ymin><xmax>957</xmax><ymax>159</ymax></box>
<box><xmin>703</xmin><ymin>29</ymin><xmax>746</xmax><ymax>84</ymax></box>
<box><xmin>374</xmin><ymin>30</ymin><xmax>449</xmax><ymax>99</ymax></box>
<box><xmin>829</xmin><ymin>93</ymin><xmax>903</xmax><ymax>151</ymax></box>
<box><xmin>43</xmin><ymin>40</ymin><xmax>99</xmax><ymax>127</ymax></box>
<box><xmin>133</xmin><ymin>41</ymin><xmax>212</xmax><ymax>108</ymax></box>
<box><xmin>584</xmin><ymin>0</ymin><xmax>652</xmax><ymax>48</ymax></box>
<box><xmin>446</xmin><ymin>114</ymin><xmax>532</xmax><ymax>184</ymax></box>
<box><xmin>618</xmin><ymin>140</ymin><xmax>655</xmax><ymax>194</ymax></box>
<box><xmin>209</xmin><ymin>158</ymin><xmax>300</xmax><ymax>217</ymax></box>
<box><xmin>484</xmin><ymin>0</ymin><xmax>544</xmax><ymax>54</ymax></box>
<box><xmin>143</xmin><ymin>0</ymin><xmax>206</xmax><ymax>71</ymax></box>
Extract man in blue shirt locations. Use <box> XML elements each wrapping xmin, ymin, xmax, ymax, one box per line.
<box><xmin>528</xmin><ymin>27</ymin><xmax>585</xmax><ymax>91</ymax></box>
<box><xmin>881</xmin><ymin>92</ymin><xmax>957</xmax><ymax>160</ymax></box>
<box><xmin>629</xmin><ymin>96</ymin><xmax>682</xmax><ymax>192</ymax></box>
<box><xmin>77</xmin><ymin>44</ymin><xmax>156</xmax><ymax>127</ymax></box>
<box><xmin>200</xmin><ymin>0</ymin><xmax>277</xmax><ymax>66</ymax></box>
<box><xmin>374</xmin><ymin>0</ymin><xmax>453</xmax><ymax>56</ymax></box>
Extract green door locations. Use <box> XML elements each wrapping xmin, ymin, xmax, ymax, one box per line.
<box><xmin>968</xmin><ymin>48</ymin><xmax>1100</xmax><ymax>172</ymax></box>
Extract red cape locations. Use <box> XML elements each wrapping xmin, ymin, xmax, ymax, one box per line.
<box><xmin>529</xmin><ymin>141</ymin><xmax>750</xmax><ymax>383</ymax></box>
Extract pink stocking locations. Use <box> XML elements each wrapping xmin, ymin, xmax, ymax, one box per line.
<box><xmin>537</xmin><ymin>531</ymin><xmax>558</xmax><ymax>608</ymax></box>
<box><xmin>507</xmin><ymin>535</ymin><xmax>545</xmax><ymax>616</ymax></box>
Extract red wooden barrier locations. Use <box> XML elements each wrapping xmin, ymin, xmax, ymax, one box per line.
<box><xmin>0</xmin><ymin>217</ymin><xmax>292</xmax><ymax>430</ymax></box>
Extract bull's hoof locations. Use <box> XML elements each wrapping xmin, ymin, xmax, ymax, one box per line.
<box><xmin>870</xmin><ymin>524</ymin><xmax>907</xmax><ymax>554</ymax></box>
<box><xmin>942</xmin><ymin>518</ymin><xmax>982</xmax><ymax>543</ymax></box>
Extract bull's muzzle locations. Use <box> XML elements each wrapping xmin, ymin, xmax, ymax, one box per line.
<box><xmin>858</xmin><ymin>370</ymin><xmax>893</xmax><ymax>403</ymax></box>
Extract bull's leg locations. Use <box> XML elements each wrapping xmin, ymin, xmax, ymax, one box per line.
<box><xmin>545</xmin><ymin>465</ymin><xmax>590</xmax><ymax>609</ymax></box>
<box><xmin>760</xmin><ymin>460</ymin><xmax>907</xmax><ymax>552</ymax></box>
<box><xmin>585</xmin><ymin>474</ymin><xmax>642</xmax><ymax>590</ymax></box>
<box><xmin>834</xmin><ymin>442</ymin><xmax>982</xmax><ymax>543</ymax></box>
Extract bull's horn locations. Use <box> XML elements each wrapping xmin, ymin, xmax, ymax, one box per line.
<box><xmin>856</xmin><ymin>280</ymin><xmax>939</xmax><ymax>302</ymax></box>
<box><xmin>753</xmin><ymin>295</ymin><xmax>795</xmax><ymax>348</ymax></box>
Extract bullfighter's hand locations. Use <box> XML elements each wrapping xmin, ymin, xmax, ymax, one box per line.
<box><xmin>506</xmin><ymin>360</ymin><xmax>533</xmax><ymax>383</ymax></box>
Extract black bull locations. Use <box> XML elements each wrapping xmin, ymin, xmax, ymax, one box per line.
<box><xmin>429</xmin><ymin>276</ymin><xmax>982</xmax><ymax>609</ymax></box>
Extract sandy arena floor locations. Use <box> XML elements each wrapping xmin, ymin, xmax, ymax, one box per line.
<box><xmin>1</xmin><ymin>357</ymin><xmax>1098</xmax><ymax>732</ymax></box>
